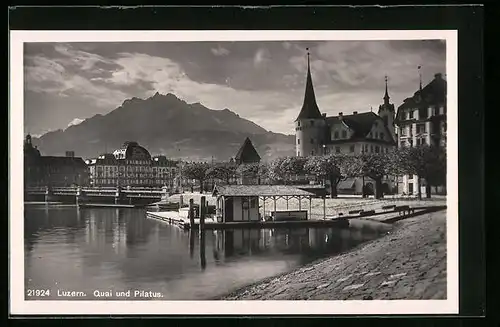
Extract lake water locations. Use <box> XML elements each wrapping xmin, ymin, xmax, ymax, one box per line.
<box><xmin>24</xmin><ymin>206</ymin><xmax>388</xmax><ymax>300</ymax></box>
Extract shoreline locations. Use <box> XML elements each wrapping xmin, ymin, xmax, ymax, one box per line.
<box><xmin>215</xmin><ymin>209</ymin><xmax>447</xmax><ymax>300</ymax></box>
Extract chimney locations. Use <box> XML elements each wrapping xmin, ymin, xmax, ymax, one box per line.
<box><xmin>339</xmin><ymin>112</ymin><xmax>343</xmax><ymax>116</ymax></box>
<box><xmin>353</xmin><ymin>111</ymin><xmax>358</xmax><ymax>115</ymax></box>
<box><xmin>434</xmin><ymin>73</ymin><xmax>443</xmax><ymax>79</ymax></box>
<box><xmin>65</xmin><ymin>151</ymin><xmax>75</xmax><ymax>158</ymax></box>
<box><xmin>322</xmin><ymin>113</ymin><xmax>327</xmax><ymax>118</ymax></box>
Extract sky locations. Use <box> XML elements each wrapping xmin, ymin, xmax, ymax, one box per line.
<box><xmin>24</xmin><ymin>40</ymin><xmax>446</xmax><ymax>136</ymax></box>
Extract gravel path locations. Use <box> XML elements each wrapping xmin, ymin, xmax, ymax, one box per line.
<box><xmin>220</xmin><ymin>210</ymin><xmax>447</xmax><ymax>300</ymax></box>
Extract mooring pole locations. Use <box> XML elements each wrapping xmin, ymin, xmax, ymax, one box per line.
<box><xmin>323</xmin><ymin>196</ymin><xmax>326</xmax><ymax>220</ymax></box>
<box><xmin>199</xmin><ymin>195</ymin><xmax>207</xmax><ymax>269</ymax></box>
<box><xmin>309</xmin><ymin>196</ymin><xmax>312</xmax><ymax>220</ymax></box>
<box><xmin>189</xmin><ymin>198</ymin><xmax>194</xmax><ymax>228</ymax></box>
<box><xmin>199</xmin><ymin>196</ymin><xmax>206</xmax><ymax>232</ymax></box>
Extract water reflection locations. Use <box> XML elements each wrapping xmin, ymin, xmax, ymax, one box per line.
<box><xmin>24</xmin><ymin>207</ymin><xmax>388</xmax><ymax>300</ymax></box>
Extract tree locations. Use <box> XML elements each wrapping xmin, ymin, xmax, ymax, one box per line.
<box><xmin>267</xmin><ymin>157</ymin><xmax>288</xmax><ymax>184</ymax></box>
<box><xmin>304</xmin><ymin>154</ymin><xmax>347</xmax><ymax>198</ymax></box>
<box><xmin>280</xmin><ymin>156</ymin><xmax>309</xmax><ymax>183</ymax></box>
<box><xmin>236</xmin><ymin>162</ymin><xmax>269</xmax><ymax>184</ymax></box>
<box><xmin>397</xmin><ymin>145</ymin><xmax>446</xmax><ymax>199</ymax></box>
<box><xmin>344</xmin><ymin>152</ymin><xmax>392</xmax><ymax>199</ymax></box>
<box><xmin>206</xmin><ymin>162</ymin><xmax>237</xmax><ymax>185</ymax></box>
<box><xmin>181</xmin><ymin>161</ymin><xmax>211</xmax><ymax>193</ymax></box>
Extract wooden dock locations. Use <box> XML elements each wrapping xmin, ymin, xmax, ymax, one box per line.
<box><xmin>78</xmin><ymin>203</ymin><xmax>137</xmax><ymax>208</ymax></box>
<box><xmin>146</xmin><ymin>204</ymin><xmax>446</xmax><ymax>231</ymax></box>
<box><xmin>146</xmin><ymin>211</ymin><xmax>349</xmax><ymax>230</ymax></box>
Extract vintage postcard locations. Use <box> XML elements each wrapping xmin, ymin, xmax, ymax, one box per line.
<box><xmin>9</xmin><ymin>30</ymin><xmax>458</xmax><ymax>315</ymax></box>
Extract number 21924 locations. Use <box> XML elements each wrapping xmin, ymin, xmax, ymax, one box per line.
<box><xmin>27</xmin><ymin>289</ymin><xmax>50</xmax><ymax>297</ymax></box>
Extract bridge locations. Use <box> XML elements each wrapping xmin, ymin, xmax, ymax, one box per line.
<box><xmin>25</xmin><ymin>186</ymin><xmax>170</xmax><ymax>206</ymax></box>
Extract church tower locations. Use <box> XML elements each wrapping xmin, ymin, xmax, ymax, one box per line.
<box><xmin>378</xmin><ymin>76</ymin><xmax>396</xmax><ymax>141</ymax></box>
<box><xmin>295</xmin><ymin>49</ymin><xmax>325</xmax><ymax>157</ymax></box>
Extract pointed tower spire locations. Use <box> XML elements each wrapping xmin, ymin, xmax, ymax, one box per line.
<box><xmin>295</xmin><ymin>48</ymin><xmax>322</xmax><ymax>121</ymax></box>
<box><xmin>418</xmin><ymin>65</ymin><xmax>423</xmax><ymax>91</ymax></box>
<box><xmin>383</xmin><ymin>75</ymin><xmax>390</xmax><ymax>104</ymax></box>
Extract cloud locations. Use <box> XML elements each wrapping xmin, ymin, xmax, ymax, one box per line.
<box><xmin>24</xmin><ymin>41</ymin><xmax>446</xmax><ymax>135</ymax></box>
<box><xmin>253</xmin><ymin>48</ymin><xmax>271</xmax><ymax>67</ymax></box>
<box><xmin>211</xmin><ymin>45</ymin><xmax>230</xmax><ymax>56</ymax></box>
<box><xmin>67</xmin><ymin>118</ymin><xmax>84</xmax><ymax>127</ymax></box>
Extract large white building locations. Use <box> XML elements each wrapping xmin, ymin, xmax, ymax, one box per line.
<box><xmin>395</xmin><ymin>73</ymin><xmax>447</xmax><ymax>195</ymax></box>
<box><xmin>85</xmin><ymin>141</ymin><xmax>179</xmax><ymax>188</ymax></box>
<box><xmin>294</xmin><ymin>52</ymin><xmax>397</xmax><ymax>195</ymax></box>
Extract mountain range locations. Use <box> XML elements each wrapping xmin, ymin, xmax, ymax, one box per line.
<box><xmin>30</xmin><ymin>92</ymin><xmax>296</xmax><ymax>161</ymax></box>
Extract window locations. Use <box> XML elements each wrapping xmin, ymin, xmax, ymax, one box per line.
<box><xmin>298</xmin><ymin>151</ymin><xmax>301</xmax><ymax>156</ymax></box>
<box><xmin>370</xmin><ymin>145</ymin><xmax>373</xmax><ymax>153</ymax></box>
<box><xmin>375</xmin><ymin>146</ymin><xmax>380</xmax><ymax>153</ymax></box>
<box><xmin>341</xmin><ymin>130</ymin><xmax>347</xmax><ymax>138</ymax></box>
<box><xmin>310</xmin><ymin>138</ymin><xmax>314</xmax><ymax>144</ymax></box>
<box><xmin>375</xmin><ymin>132</ymin><xmax>378</xmax><ymax>139</ymax></box>
<box><xmin>298</xmin><ymin>121</ymin><xmax>301</xmax><ymax>127</ymax></box>
<box><xmin>310</xmin><ymin>120</ymin><xmax>314</xmax><ymax>126</ymax></box>
<box><xmin>297</xmin><ymin>139</ymin><xmax>300</xmax><ymax>145</ymax></box>
<box><xmin>380</xmin><ymin>132</ymin><xmax>384</xmax><ymax>140</ymax></box>
<box><xmin>311</xmin><ymin>151</ymin><xmax>314</xmax><ymax>155</ymax></box>
<box><xmin>335</xmin><ymin>147</ymin><xmax>341</xmax><ymax>153</ymax></box>
<box><xmin>386</xmin><ymin>148</ymin><xmax>389</xmax><ymax>153</ymax></box>
<box><xmin>364</xmin><ymin>145</ymin><xmax>368</xmax><ymax>153</ymax></box>
<box><xmin>409</xmin><ymin>111</ymin><xmax>414</xmax><ymax>119</ymax></box>
<box><xmin>334</xmin><ymin>131</ymin><xmax>339</xmax><ymax>139</ymax></box>
<box><xmin>349</xmin><ymin>145</ymin><xmax>355</xmax><ymax>153</ymax></box>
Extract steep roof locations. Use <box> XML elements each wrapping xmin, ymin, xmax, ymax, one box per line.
<box><xmin>326</xmin><ymin>111</ymin><xmax>396</xmax><ymax>145</ymax></box>
<box><xmin>212</xmin><ymin>185</ymin><xmax>314</xmax><ymax>197</ymax></box>
<box><xmin>396</xmin><ymin>73</ymin><xmax>447</xmax><ymax>121</ymax></box>
<box><xmin>234</xmin><ymin>137</ymin><xmax>261</xmax><ymax>164</ymax></box>
<box><xmin>326</xmin><ymin>112</ymin><xmax>379</xmax><ymax>138</ymax></box>
<box><xmin>295</xmin><ymin>52</ymin><xmax>323</xmax><ymax>121</ymax></box>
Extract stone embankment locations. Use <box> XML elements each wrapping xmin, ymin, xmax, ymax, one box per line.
<box><xmin>220</xmin><ymin>210</ymin><xmax>447</xmax><ymax>300</ymax></box>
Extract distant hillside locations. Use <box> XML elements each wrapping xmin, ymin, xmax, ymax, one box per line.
<box><xmin>31</xmin><ymin>92</ymin><xmax>295</xmax><ymax>161</ymax></box>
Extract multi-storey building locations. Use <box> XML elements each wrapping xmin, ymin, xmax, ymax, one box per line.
<box><xmin>294</xmin><ymin>52</ymin><xmax>397</xmax><ymax>195</ymax></box>
<box><xmin>85</xmin><ymin>141</ymin><xmax>179</xmax><ymax>188</ymax></box>
<box><xmin>395</xmin><ymin>73</ymin><xmax>447</xmax><ymax>195</ymax></box>
<box><xmin>24</xmin><ymin>134</ymin><xmax>89</xmax><ymax>187</ymax></box>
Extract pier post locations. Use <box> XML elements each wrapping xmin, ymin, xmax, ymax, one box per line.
<box><xmin>44</xmin><ymin>185</ymin><xmax>55</xmax><ymax>203</ymax></box>
<box><xmin>179</xmin><ymin>194</ymin><xmax>184</xmax><ymax>209</ymax></box>
<box><xmin>76</xmin><ymin>186</ymin><xmax>85</xmax><ymax>207</ymax></box>
<box><xmin>286</xmin><ymin>197</ymin><xmax>289</xmax><ymax>210</ymax></box>
<box><xmin>309</xmin><ymin>196</ymin><xmax>312</xmax><ymax>220</ymax></box>
<box><xmin>115</xmin><ymin>186</ymin><xmax>121</xmax><ymax>205</ymax></box>
<box><xmin>323</xmin><ymin>196</ymin><xmax>326</xmax><ymax>220</ymax></box>
<box><xmin>189</xmin><ymin>199</ymin><xmax>194</xmax><ymax>228</ymax></box>
<box><xmin>273</xmin><ymin>196</ymin><xmax>277</xmax><ymax>219</ymax></box>
<box><xmin>161</xmin><ymin>186</ymin><xmax>169</xmax><ymax>202</ymax></box>
<box><xmin>262</xmin><ymin>197</ymin><xmax>266</xmax><ymax>221</ymax></box>
<box><xmin>199</xmin><ymin>196</ymin><xmax>206</xmax><ymax>232</ymax></box>
<box><xmin>199</xmin><ymin>195</ymin><xmax>207</xmax><ymax>270</ymax></box>
<box><xmin>189</xmin><ymin>228</ymin><xmax>195</xmax><ymax>259</ymax></box>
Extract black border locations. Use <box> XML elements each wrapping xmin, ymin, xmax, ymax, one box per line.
<box><xmin>8</xmin><ymin>4</ymin><xmax>486</xmax><ymax>322</ymax></box>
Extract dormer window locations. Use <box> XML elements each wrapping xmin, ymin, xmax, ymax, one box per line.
<box><xmin>298</xmin><ymin>121</ymin><xmax>301</xmax><ymax>127</ymax></box>
<box><xmin>334</xmin><ymin>131</ymin><xmax>339</xmax><ymax>139</ymax></box>
<box><xmin>409</xmin><ymin>110</ymin><xmax>414</xmax><ymax>119</ymax></box>
<box><xmin>380</xmin><ymin>132</ymin><xmax>384</xmax><ymax>140</ymax></box>
<box><xmin>341</xmin><ymin>130</ymin><xmax>347</xmax><ymax>138</ymax></box>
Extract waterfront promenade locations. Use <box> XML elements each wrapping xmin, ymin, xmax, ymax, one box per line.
<box><xmin>219</xmin><ymin>209</ymin><xmax>447</xmax><ymax>300</ymax></box>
